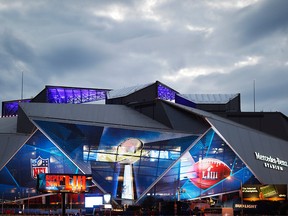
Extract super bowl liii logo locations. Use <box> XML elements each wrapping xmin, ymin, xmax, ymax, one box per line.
<box><xmin>31</xmin><ymin>156</ymin><xmax>50</xmax><ymax>180</ymax></box>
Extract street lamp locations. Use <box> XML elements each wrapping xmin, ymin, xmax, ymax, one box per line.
<box><xmin>227</xmin><ymin>176</ymin><xmax>243</xmax><ymax>216</ymax></box>
<box><xmin>177</xmin><ymin>187</ymin><xmax>186</xmax><ymax>201</ymax></box>
<box><xmin>2</xmin><ymin>192</ymin><xmax>4</xmax><ymax>215</ymax></box>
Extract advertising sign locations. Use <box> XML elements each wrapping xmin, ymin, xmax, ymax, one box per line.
<box><xmin>243</xmin><ymin>184</ymin><xmax>287</xmax><ymax>201</ymax></box>
<box><xmin>37</xmin><ymin>173</ymin><xmax>92</xmax><ymax>193</ymax></box>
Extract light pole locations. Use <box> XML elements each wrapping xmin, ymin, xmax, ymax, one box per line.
<box><xmin>228</xmin><ymin>176</ymin><xmax>243</xmax><ymax>216</ymax></box>
<box><xmin>2</xmin><ymin>192</ymin><xmax>4</xmax><ymax>215</ymax></box>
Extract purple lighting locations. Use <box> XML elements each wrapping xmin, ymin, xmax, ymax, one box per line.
<box><xmin>47</xmin><ymin>87</ymin><xmax>109</xmax><ymax>104</ymax></box>
<box><xmin>157</xmin><ymin>84</ymin><xmax>176</xmax><ymax>101</ymax></box>
<box><xmin>2</xmin><ymin>99</ymin><xmax>31</xmax><ymax>117</ymax></box>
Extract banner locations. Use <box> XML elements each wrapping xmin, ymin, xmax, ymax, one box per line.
<box><xmin>37</xmin><ymin>173</ymin><xmax>92</xmax><ymax>193</ymax></box>
<box><xmin>243</xmin><ymin>184</ymin><xmax>287</xmax><ymax>201</ymax></box>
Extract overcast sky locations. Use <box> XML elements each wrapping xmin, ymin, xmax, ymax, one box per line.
<box><xmin>0</xmin><ymin>0</ymin><xmax>287</xmax><ymax>116</ymax></box>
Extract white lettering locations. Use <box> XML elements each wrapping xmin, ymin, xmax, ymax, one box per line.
<box><xmin>277</xmin><ymin>158</ymin><xmax>288</xmax><ymax>167</ymax></box>
<box><xmin>264</xmin><ymin>162</ymin><xmax>284</xmax><ymax>171</ymax></box>
<box><xmin>255</xmin><ymin>152</ymin><xmax>287</xmax><ymax>171</ymax></box>
<box><xmin>242</xmin><ymin>187</ymin><xmax>258</xmax><ymax>193</ymax></box>
<box><xmin>202</xmin><ymin>170</ymin><xmax>218</xmax><ymax>180</ymax></box>
<box><xmin>235</xmin><ymin>204</ymin><xmax>257</xmax><ymax>209</ymax></box>
<box><xmin>254</xmin><ymin>152</ymin><xmax>277</xmax><ymax>164</ymax></box>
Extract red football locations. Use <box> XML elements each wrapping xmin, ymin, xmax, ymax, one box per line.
<box><xmin>189</xmin><ymin>158</ymin><xmax>231</xmax><ymax>189</ymax></box>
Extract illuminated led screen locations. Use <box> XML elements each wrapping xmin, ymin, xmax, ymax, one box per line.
<box><xmin>37</xmin><ymin>173</ymin><xmax>92</xmax><ymax>193</ymax></box>
<box><xmin>85</xmin><ymin>196</ymin><xmax>103</xmax><ymax>208</ymax></box>
<box><xmin>243</xmin><ymin>184</ymin><xmax>287</xmax><ymax>201</ymax></box>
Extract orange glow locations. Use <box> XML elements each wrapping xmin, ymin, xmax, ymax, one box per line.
<box><xmin>45</xmin><ymin>174</ymin><xmax>87</xmax><ymax>192</ymax></box>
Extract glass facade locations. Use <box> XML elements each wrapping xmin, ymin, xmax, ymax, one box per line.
<box><xmin>157</xmin><ymin>84</ymin><xmax>177</xmax><ymax>101</ymax></box>
<box><xmin>1</xmin><ymin>87</ymin><xmax>109</xmax><ymax>117</ymax></box>
<box><xmin>0</xmin><ymin>120</ymin><xmax>260</xmax><ymax>205</ymax></box>
<box><xmin>0</xmin><ymin>130</ymin><xmax>80</xmax><ymax>201</ymax></box>
<box><xmin>47</xmin><ymin>87</ymin><xmax>108</xmax><ymax>104</ymax></box>
<box><xmin>2</xmin><ymin>99</ymin><xmax>31</xmax><ymax>117</ymax></box>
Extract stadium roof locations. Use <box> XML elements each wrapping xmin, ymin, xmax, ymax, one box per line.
<box><xmin>107</xmin><ymin>83</ymin><xmax>153</xmax><ymax>99</ymax></box>
<box><xmin>19</xmin><ymin>102</ymin><xmax>172</xmax><ymax>131</ymax></box>
<box><xmin>178</xmin><ymin>93</ymin><xmax>239</xmax><ymax>104</ymax></box>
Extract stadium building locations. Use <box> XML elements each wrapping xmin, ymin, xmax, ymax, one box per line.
<box><xmin>0</xmin><ymin>81</ymin><xmax>288</xmax><ymax>213</ymax></box>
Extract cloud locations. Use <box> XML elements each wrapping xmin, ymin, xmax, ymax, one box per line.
<box><xmin>235</xmin><ymin>0</ymin><xmax>288</xmax><ymax>43</ymax></box>
<box><xmin>211</xmin><ymin>0</ymin><xmax>288</xmax><ymax>49</ymax></box>
<box><xmin>0</xmin><ymin>0</ymin><xmax>287</xmax><ymax>116</ymax></box>
<box><xmin>1</xmin><ymin>31</ymin><xmax>35</xmax><ymax>63</ymax></box>
<box><xmin>40</xmin><ymin>37</ymin><xmax>108</xmax><ymax>72</ymax></box>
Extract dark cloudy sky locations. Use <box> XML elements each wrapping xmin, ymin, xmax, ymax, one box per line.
<box><xmin>0</xmin><ymin>0</ymin><xmax>287</xmax><ymax>116</ymax></box>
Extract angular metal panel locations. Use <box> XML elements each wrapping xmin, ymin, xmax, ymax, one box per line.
<box><xmin>207</xmin><ymin>117</ymin><xmax>288</xmax><ymax>184</ymax></box>
<box><xmin>19</xmin><ymin>103</ymin><xmax>171</xmax><ymax>131</ymax></box>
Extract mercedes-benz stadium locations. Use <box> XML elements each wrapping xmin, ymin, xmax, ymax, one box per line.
<box><xmin>1</xmin><ymin>81</ymin><xmax>287</xmax><ymax>215</ymax></box>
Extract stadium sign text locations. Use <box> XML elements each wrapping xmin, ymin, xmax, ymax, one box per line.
<box><xmin>254</xmin><ymin>152</ymin><xmax>288</xmax><ymax>171</ymax></box>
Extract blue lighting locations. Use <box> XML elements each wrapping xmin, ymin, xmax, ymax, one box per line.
<box><xmin>2</xmin><ymin>99</ymin><xmax>31</xmax><ymax>117</ymax></box>
<box><xmin>157</xmin><ymin>84</ymin><xmax>177</xmax><ymax>101</ymax></box>
<box><xmin>47</xmin><ymin>87</ymin><xmax>109</xmax><ymax>104</ymax></box>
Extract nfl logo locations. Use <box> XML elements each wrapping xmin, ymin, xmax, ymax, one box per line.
<box><xmin>31</xmin><ymin>156</ymin><xmax>49</xmax><ymax>180</ymax></box>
